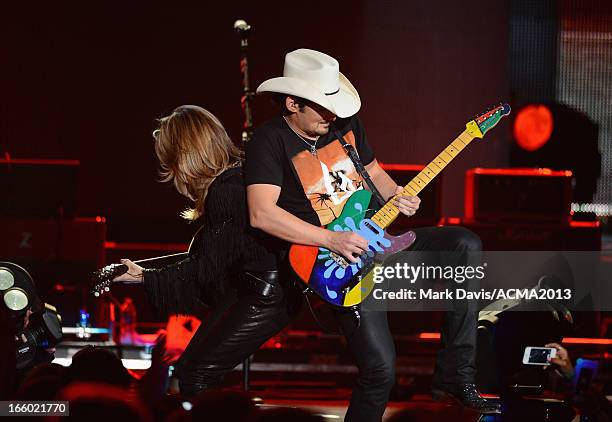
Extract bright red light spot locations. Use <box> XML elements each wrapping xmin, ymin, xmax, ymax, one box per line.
<box><xmin>418</xmin><ymin>332</ymin><xmax>441</xmax><ymax>339</ymax></box>
<box><xmin>513</xmin><ymin>104</ymin><xmax>554</xmax><ymax>151</ymax></box>
<box><xmin>562</xmin><ymin>337</ymin><xmax>612</xmax><ymax>345</ymax></box>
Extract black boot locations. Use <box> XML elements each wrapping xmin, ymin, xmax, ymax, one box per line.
<box><xmin>432</xmin><ymin>383</ymin><xmax>501</xmax><ymax>414</ymax></box>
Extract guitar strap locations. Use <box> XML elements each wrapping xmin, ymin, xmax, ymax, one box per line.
<box><xmin>334</xmin><ymin>130</ymin><xmax>386</xmax><ymax>208</ymax></box>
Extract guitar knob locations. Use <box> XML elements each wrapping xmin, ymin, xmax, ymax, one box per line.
<box><xmin>104</xmin><ymin>286</ymin><xmax>110</xmax><ymax>292</ymax></box>
<box><xmin>94</xmin><ymin>291</ymin><xmax>100</xmax><ymax>297</ymax></box>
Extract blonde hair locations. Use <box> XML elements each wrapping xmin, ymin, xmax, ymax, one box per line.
<box><xmin>153</xmin><ymin>105</ymin><xmax>242</xmax><ymax>221</ymax></box>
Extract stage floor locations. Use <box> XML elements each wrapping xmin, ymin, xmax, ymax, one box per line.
<box><xmin>256</xmin><ymin>397</ymin><xmax>485</xmax><ymax>421</ymax></box>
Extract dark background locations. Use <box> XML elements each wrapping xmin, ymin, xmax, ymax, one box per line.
<box><xmin>1</xmin><ymin>1</ymin><xmax>511</xmax><ymax>241</ymax></box>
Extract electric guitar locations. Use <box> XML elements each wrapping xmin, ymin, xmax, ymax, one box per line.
<box><xmin>288</xmin><ymin>104</ymin><xmax>511</xmax><ymax>307</ymax></box>
<box><xmin>91</xmin><ymin>227</ymin><xmax>203</xmax><ymax>297</ymax></box>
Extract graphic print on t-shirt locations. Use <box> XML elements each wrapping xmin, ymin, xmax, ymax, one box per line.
<box><xmin>291</xmin><ymin>131</ymin><xmax>364</xmax><ymax>225</ymax></box>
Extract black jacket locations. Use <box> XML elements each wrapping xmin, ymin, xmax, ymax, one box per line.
<box><xmin>143</xmin><ymin>167</ymin><xmax>271</xmax><ymax>316</ymax></box>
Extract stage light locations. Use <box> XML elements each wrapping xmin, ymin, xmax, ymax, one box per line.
<box><xmin>0</xmin><ymin>262</ymin><xmax>37</xmax><ymax>316</ymax></box>
<box><xmin>3</xmin><ymin>288</ymin><xmax>29</xmax><ymax>311</ymax></box>
<box><xmin>0</xmin><ymin>262</ymin><xmax>63</xmax><ymax>369</ymax></box>
<box><xmin>510</xmin><ymin>103</ymin><xmax>600</xmax><ymax>204</ymax></box>
<box><xmin>513</xmin><ymin>104</ymin><xmax>554</xmax><ymax>151</ymax></box>
<box><xmin>0</xmin><ymin>267</ymin><xmax>15</xmax><ymax>290</ymax></box>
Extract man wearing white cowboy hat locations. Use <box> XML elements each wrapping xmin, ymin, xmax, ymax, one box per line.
<box><xmin>245</xmin><ymin>48</ymin><xmax>501</xmax><ymax>419</ymax></box>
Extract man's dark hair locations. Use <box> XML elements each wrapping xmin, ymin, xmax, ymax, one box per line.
<box><xmin>273</xmin><ymin>94</ymin><xmax>307</xmax><ymax>115</ymax></box>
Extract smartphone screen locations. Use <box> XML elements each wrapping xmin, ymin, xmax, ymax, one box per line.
<box><xmin>527</xmin><ymin>347</ymin><xmax>553</xmax><ymax>364</ymax></box>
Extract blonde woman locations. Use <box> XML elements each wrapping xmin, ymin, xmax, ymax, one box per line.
<box><xmin>114</xmin><ymin>105</ymin><xmax>294</xmax><ymax>397</ymax></box>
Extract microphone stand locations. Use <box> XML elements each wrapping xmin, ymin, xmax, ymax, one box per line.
<box><xmin>235</xmin><ymin>20</ymin><xmax>254</xmax><ymax>148</ymax></box>
<box><xmin>234</xmin><ymin>20</ymin><xmax>254</xmax><ymax>392</ymax></box>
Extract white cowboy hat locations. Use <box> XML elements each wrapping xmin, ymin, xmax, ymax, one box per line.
<box><xmin>256</xmin><ymin>48</ymin><xmax>361</xmax><ymax>118</ymax></box>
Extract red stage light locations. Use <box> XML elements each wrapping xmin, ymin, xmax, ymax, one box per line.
<box><xmin>513</xmin><ymin>104</ymin><xmax>554</xmax><ymax>151</ymax></box>
<box><xmin>562</xmin><ymin>337</ymin><xmax>612</xmax><ymax>345</ymax></box>
<box><xmin>569</xmin><ymin>220</ymin><xmax>600</xmax><ymax>228</ymax></box>
<box><xmin>418</xmin><ymin>332</ymin><xmax>441</xmax><ymax>340</ymax></box>
<box><xmin>418</xmin><ymin>333</ymin><xmax>612</xmax><ymax>345</ymax></box>
<box><xmin>469</xmin><ymin>167</ymin><xmax>571</xmax><ymax>177</ymax></box>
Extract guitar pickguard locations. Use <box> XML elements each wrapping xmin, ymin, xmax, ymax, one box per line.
<box><xmin>319</xmin><ymin>215</ymin><xmax>390</xmax><ymax>281</ymax></box>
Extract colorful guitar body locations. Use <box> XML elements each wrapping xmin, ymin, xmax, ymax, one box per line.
<box><xmin>289</xmin><ymin>189</ymin><xmax>417</xmax><ymax>307</ymax></box>
<box><xmin>289</xmin><ymin>103</ymin><xmax>512</xmax><ymax>307</ymax></box>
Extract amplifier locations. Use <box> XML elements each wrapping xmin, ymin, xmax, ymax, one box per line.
<box><xmin>380</xmin><ymin>163</ymin><xmax>442</xmax><ymax>231</ymax></box>
<box><xmin>441</xmin><ymin>218</ymin><xmax>601</xmax><ymax>251</ymax></box>
<box><xmin>465</xmin><ymin>168</ymin><xmax>573</xmax><ymax>223</ymax></box>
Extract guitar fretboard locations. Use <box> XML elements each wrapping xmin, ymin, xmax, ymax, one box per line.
<box><xmin>371</xmin><ymin>129</ymin><xmax>475</xmax><ymax>229</ymax></box>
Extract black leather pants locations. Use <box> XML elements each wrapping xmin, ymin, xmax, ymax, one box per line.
<box><xmin>335</xmin><ymin>306</ymin><xmax>396</xmax><ymax>422</ymax></box>
<box><xmin>176</xmin><ymin>271</ymin><xmax>396</xmax><ymax>422</ymax></box>
<box><xmin>410</xmin><ymin>226</ymin><xmax>481</xmax><ymax>387</ymax></box>
<box><xmin>177</xmin><ymin>271</ymin><xmax>293</xmax><ymax>397</ymax></box>
<box><xmin>337</xmin><ymin>226</ymin><xmax>481</xmax><ymax>421</ymax></box>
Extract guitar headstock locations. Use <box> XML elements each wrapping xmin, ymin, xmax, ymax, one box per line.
<box><xmin>91</xmin><ymin>263</ymin><xmax>128</xmax><ymax>297</ymax></box>
<box><xmin>466</xmin><ymin>103</ymin><xmax>512</xmax><ymax>139</ymax></box>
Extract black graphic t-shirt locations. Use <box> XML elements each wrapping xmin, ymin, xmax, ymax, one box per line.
<box><xmin>245</xmin><ymin>114</ymin><xmax>375</xmax><ymax>256</ymax></box>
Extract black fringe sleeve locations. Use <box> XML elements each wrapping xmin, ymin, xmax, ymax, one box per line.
<box><xmin>142</xmin><ymin>169</ymin><xmax>253</xmax><ymax>317</ymax></box>
<box><xmin>142</xmin><ymin>256</ymin><xmax>202</xmax><ymax>317</ymax></box>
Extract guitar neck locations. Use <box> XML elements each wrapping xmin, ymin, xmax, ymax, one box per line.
<box><xmin>371</xmin><ymin>129</ymin><xmax>476</xmax><ymax>229</ymax></box>
<box><xmin>133</xmin><ymin>252</ymin><xmax>189</xmax><ymax>266</ymax></box>
<box><xmin>130</xmin><ymin>225</ymin><xmax>202</xmax><ymax>266</ymax></box>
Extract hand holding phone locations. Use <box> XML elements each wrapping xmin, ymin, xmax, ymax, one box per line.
<box><xmin>545</xmin><ymin>342</ymin><xmax>574</xmax><ymax>378</ymax></box>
